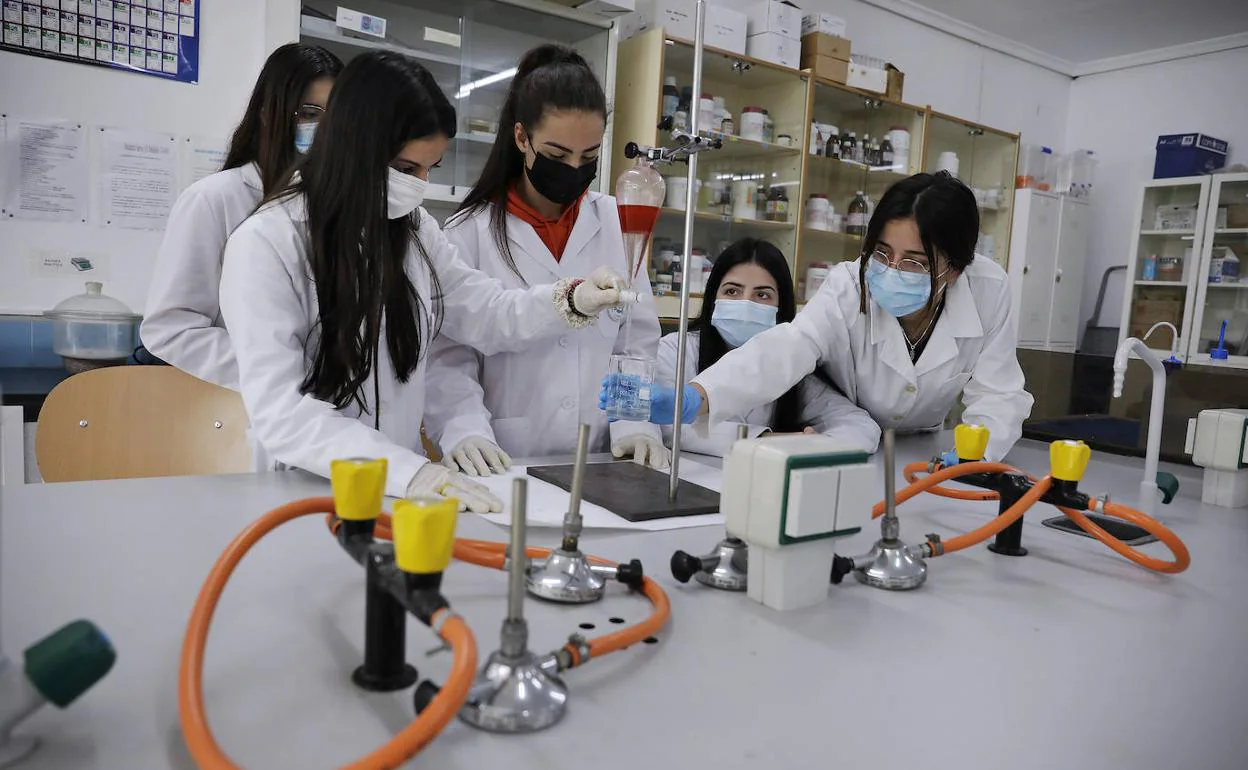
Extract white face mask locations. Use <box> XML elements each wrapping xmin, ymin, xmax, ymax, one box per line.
<box><xmin>387</xmin><ymin>167</ymin><xmax>427</xmax><ymax>219</ymax></box>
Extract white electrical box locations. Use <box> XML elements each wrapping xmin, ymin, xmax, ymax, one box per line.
<box><xmin>1187</xmin><ymin>409</ymin><xmax>1248</xmax><ymax>470</ymax></box>
<box><xmin>336</xmin><ymin>7</ymin><xmax>387</xmax><ymax>39</ymax></box>
<box><xmin>722</xmin><ymin>435</ymin><xmax>875</xmax><ymax>611</ymax></box>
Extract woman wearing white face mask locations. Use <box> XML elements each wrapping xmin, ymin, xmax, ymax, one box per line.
<box><xmin>643</xmin><ymin>173</ymin><xmax>1034</xmax><ymax>463</ymax></box>
<box><xmin>218</xmin><ymin>51</ymin><xmax>630</xmax><ymax>511</ymax></box>
<box><xmin>141</xmin><ymin>43</ymin><xmax>342</xmax><ymax>388</ymax></box>
<box><xmin>653</xmin><ymin>238</ymin><xmax>879</xmax><ymax>456</ymax></box>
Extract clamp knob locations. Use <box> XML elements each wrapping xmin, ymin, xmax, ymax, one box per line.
<box><xmin>1050</xmin><ymin>440</ymin><xmax>1092</xmax><ymax>483</ymax></box>
<box><xmin>331</xmin><ymin>458</ymin><xmax>388</xmax><ymax>521</ymax></box>
<box><xmin>670</xmin><ymin>551</ymin><xmax>704</xmax><ymax>583</ymax></box>
<box><xmin>392</xmin><ymin>497</ymin><xmax>458</xmax><ymax>575</ymax></box>
<box><xmin>954</xmin><ymin>424</ymin><xmax>990</xmax><ymax>462</ymax></box>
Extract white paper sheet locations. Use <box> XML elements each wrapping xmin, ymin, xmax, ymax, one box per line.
<box><xmin>181</xmin><ymin>135</ymin><xmax>225</xmax><ymax>190</ymax></box>
<box><xmin>474</xmin><ymin>458</ymin><xmax>725</xmax><ymax>531</ymax></box>
<box><xmin>2</xmin><ymin>119</ymin><xmax>88</xmax><ymax>223</ymax></box>
<box><xmin>99</xmin><ymin>127</ymin><xmax>176</xmax><ymax>229</ymax></box>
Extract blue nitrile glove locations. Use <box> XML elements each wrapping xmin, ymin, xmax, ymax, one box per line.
<box><xmin>648</xmin><ymin>383</ymin><xmax>702</xmax><ymax>425</ymax></box>
<box><xmin>597</xmin><ymin>376</ymin><xmax>701</xmax><ymax>424</ymax></box>
<box><xmin>940</xmin><ymin>449</ymin><xmax>959</xmax><ymax>468</ymax></box>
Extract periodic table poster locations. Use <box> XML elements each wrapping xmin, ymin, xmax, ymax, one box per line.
<box><xmin>1</xmin><ymin>0</ymin><xmax>200</xmax><ymax>84</ymax></box>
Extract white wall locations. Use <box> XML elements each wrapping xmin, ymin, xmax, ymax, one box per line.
<box><xmin>1066</xmin><ymin>46</ymin><xmax>1248</xmax><ymax>332</ymax></box>
<box><xmin>715</xmin><ymin>0</ymin><xmax>1071</xmax><ymax>147</ymax></box>
<box><xmin>0</xmin><ymin>0</ymin><xmax>271</xmax><ymax>315</ymax></box>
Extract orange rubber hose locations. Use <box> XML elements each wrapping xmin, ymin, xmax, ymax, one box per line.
<box><xmin>180</xmin><ymin>498</ymin><xmax>477</xmax><ymax>770</ymax></box>
<box><xmin>1060</xmin><ymin>502</ymin><xmax>1190</xmax><ymax>574</ymax></box>
<box><xmin>871</xmin><ymin>461</ymin><xmax>1018</xmax><ymax>517</ymax></box>
<box><xmin>937</xmin><ymin>477</ymin><xmax>1052</xmax><ymax>554</ymax></box>
<box><xmin>901</xmin><ymin>461</ymin><xmax>1003</xmax><ymax>501</ymax></box>
<box><xmin>334</xmin><ymin>516</ymin><xmax>671</xmax><ymax>669</ymax></box>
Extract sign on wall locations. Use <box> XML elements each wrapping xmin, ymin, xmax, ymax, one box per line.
<box><xmin>1</xmin><ymin>0</ymin><xmax>200</xmax><ymax>85</ymax></box>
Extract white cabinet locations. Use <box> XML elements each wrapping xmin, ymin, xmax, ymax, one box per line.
<box><xmin>1008</xmin><ymin>190</ymin><xmax>1088</xmax><ymax>352</ymax></box>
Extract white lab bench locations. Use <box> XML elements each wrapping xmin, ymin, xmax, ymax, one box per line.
<box><xmin>3</xmin><ymin>434</ymin><xmax>1247</xmax><ymax>770</ymax></box>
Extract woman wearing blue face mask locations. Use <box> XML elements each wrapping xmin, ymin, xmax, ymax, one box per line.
<box><xmin>654</xmin><ymin>238</ymin><xmax>879</xmax><ymax>457</ymax></box>
<box><xmin>142</xmin><ymin>43</ymin><xmax>342</xmax><ymax>389</ymax></box>
<box><xmin>648</xmin><ymin>173</ymin><xmax>1034</xmax><ymax>463</ymax></box>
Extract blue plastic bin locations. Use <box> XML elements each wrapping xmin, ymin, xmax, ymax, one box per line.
<box><xmin>1153</xmin><ymin>133</ymin><xmax>1228</xmax><ymax>179</ymax></box>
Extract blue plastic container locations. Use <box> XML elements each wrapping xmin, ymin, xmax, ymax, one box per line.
<box><xmin>1153</xmin><ymin>133</ymin><xmax>1228</xmax><ymax>179</ymax></box>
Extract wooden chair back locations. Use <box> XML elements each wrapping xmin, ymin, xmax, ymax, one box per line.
<box><xmin>36</xmin><ymin>366</ymin><xmax>252</xmax><ymax>482</ymax></box>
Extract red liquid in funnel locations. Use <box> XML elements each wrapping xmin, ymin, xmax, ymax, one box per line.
<box><xmin>619</xmin><ymin>204</ymin><xmax>660</xmax><ymax>237</ymax></box>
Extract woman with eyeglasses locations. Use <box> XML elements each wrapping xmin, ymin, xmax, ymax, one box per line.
<box><xmin>142</xmin><ymin>43</ymin><xmax>343</xmax><ymax>389</ymax></box>
<box><xmin>642</xmin><ymin>172</ymin><xmax>1033</xmax><ymax>461</ymax></box>
<box><xmin>218</xmin><ymin>51</ymin><xmax>631</xmax><ymax>512</ymax></box>
<box><xmin>653</xmin><ymin>237</ymin><xmax>879</xmax><ymax>457</ymax></box>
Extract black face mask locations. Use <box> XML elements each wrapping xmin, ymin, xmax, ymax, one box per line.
<box><xmin>525</xmin><ymin>150</ymin><xmax>597</xmax><ymax>206</ymax></box>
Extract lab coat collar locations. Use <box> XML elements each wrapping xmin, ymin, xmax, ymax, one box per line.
<box><xmin>506</xmin><ymin>193</ymin><xmax>601</xmax><ymax>281</ymax></box>
<box><xmin>241</xmin><ymin>162</ymin><xmax>263</xmax><ymax>192</ymax></box>
<box><xmin>913</xmin><ymin>274</ymin><xmax>984</xmax><ymax>377</ymax></box>
<box><xmin>866</xmin><ymin>271</ymin><xmax>983</xmax><ymax>379</ymax></box>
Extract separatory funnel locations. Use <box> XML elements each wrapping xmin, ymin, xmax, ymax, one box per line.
<box><xmin>615</xmin><ymin>157</ymin><xmax>666</xmax><ymax>287</ymax></box>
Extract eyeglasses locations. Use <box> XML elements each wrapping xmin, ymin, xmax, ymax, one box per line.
<box><xmin>867</xmin><ymin>247</ymin><xmax>932</xmax><ymax>275</ymax></box>
<box><xmin>294</xmin><ymin>104</ymin><xmax>325</xmax><ymax>123</ymax></box>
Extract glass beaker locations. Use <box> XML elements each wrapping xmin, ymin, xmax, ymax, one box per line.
<box><xmin>604</xmin><ymin>355</ymin><xmax>656</xmax><ymax>422</ymax></box>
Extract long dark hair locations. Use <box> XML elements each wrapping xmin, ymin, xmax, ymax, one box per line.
<box><xmin>697</xmin><ymin>238</ymin><xmax>805</xmax><ymax>433</ymax></box>
<box><xmin>222</xmin><ymin>43</ymin><xmax>342</xmax><ymax>195</ymax></box>
<box><xmin>453</xmin><ymin>44</ymin><xmax>607</xmax><ymax>282</ymax></box>
<box><xmin>273</xmin><ymin>51</ymin><xmax>456</xmax><ymax>414</ymax></box>
<box><xmin>857</xmin><ymin>171</ymin><xmax>979</xmax><ymax>314</ymax></box>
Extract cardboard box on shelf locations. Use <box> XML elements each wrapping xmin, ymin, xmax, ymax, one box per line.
<box><xmin>885</xmin><ymin>63</ymin><xmax>904</xmax><ymax>101</ymax></box>
<box><xmin>800</xmin><ymin>52</ymin><xmax>848</xmax><ymax>84</ymax></box>
<box><xmin>847</xmin><ymin>61</ymin><xmax>887</xmax><ymax>93</ymax></box>
<box><xmin>624</xmin><ymin>0</ymin><xmax>747</xmax><ymax>54</ymax></box>
<box><xmin>747</xmin><ymin>31</ymin><xmax>800</xmax><ymax>69</ymax></box>
<box><xmin>800</xmin><ymin>32</ymin><xmax>850</xmax><ymax>60</ymax></box>
<box><xmin>1153</xmin><ymin>203</ymin><xmax>1198</xmax><ymax>231</ymax></box>
<box><xmin>746</xmin><ymin>0</ymin><xmax>801</xmax><ymax>39</ymax></box>
<box><xmin>1153</xmin><ymin>133</ymin><xmax>1228</xmax><ymax>179</ymax></box>
<box><xmin>1227</xmin><ymin>203</ymin><xmax>1248</xmax><ymax>229</ymax></box>
<box><xmin>801</xmin><ymin>12</ymin><xmax>846</xmax><ymax>37</ymax></box>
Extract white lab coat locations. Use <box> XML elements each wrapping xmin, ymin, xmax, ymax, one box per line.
<box><xmin>658</xmin><ymin>331</ymin><xmax>880</xmax><ymax>457</ymax></box>
<box><xmin>692</xmin><ymin>256</ymin><xmax>1034</xmax><ymax>461</ymax></box>
<box><xmin>219</xmin><ymin>193</ymin><xmax>580</xmax><ymax>499</ymax></box>
<box><xmin>141</xmin><ymin>162</ymin><xmax>263</xmax><ymax>390</ymax></box>
<box><xmin>423</xmin><ymin>193</ymin><xmax>662</xmax><ymax>457</ymax></box>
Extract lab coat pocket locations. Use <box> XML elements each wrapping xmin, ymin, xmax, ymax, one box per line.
<box><xmin>490</xmin><ymin>417</ymin><xmax>532</xmax><ymax>457</ymax></box>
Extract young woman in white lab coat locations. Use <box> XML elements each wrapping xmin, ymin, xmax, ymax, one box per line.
<box><xmin>649</xmin><ymin>172</ymin><xmax>1033</xmax><ymax>462</ymax></box>
<box><xmin>422</xmin><ymin>45</ymin><xmax>666</xmax><ymax>475</ymax></box>
<box><xmin>141</xmin><ymin>43</ymin><xmax>343</xmax><ymax>389</ymax></box>
<box><xmin>218</xmin><ymin>52</ymin><xmax>630</xmax><ymax>511</ymax></box>
<box><xmin>655</xmin><ymin>238</ymin><xmax>880</xmax><ymax>457</ymax></box>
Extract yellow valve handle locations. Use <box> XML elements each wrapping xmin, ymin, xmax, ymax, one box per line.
<box><xmin>954</xmin><ymin>424</ymin><xmax>990</xmax><ymax>462</ymax></box>
<box><xmin>1050</xmin><ymin>440</ymin><xmax>1092</xmax><ymax>482</ymax></box>
<box><xmin>393</xmin><ymin>497</ymin><xmax>459</xmax><ymax>575</ymax></box>
<box><xmin>331</xmin><ymin>458</ymin><xmax>388</xmax><ymax>521</ymax></box>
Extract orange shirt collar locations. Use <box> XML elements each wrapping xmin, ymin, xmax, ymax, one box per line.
<box><xmin>505</xmin><ymin>186</ymin><xmax>585</xmax><ymax>261</ymax></box>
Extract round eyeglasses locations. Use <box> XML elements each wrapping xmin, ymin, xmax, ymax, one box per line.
<box><xmin>867</xmin><ymin>247</ymin><xmax>931</xmax><ymax>275</ymax></box>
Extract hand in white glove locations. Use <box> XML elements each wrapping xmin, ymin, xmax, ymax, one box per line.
<box><xmin>441</xmin><ymin>436</ymin><xmax>512</xmax><ymax>477</ymax></box>
<box><xmin>407</xmin><ymin>463</ymin><xmax>503</xmax><ymax>513</ymax></box>
<box><xmin>611</xmin><ymin>434</ymin><xmax>672</xmax><ymax>471</ymax></box>
<box><xmin>572</xmin><ymin>266</ymin><xmax>634</xmax><ymax>316</ymax></box>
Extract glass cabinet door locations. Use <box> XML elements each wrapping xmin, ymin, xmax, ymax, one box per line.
<box><xmin>1189</xmin><ymin>172</ymin><xmax>1248</xmax><ymax>366</ymax></box>
<box><xmin>1123</xmin><ymin>178</ymin><xmax>1210</xmax><ymax>357</ymax></box>
<box><xmin>646</xmin><ymin>40</ymin><xmax>809</xmax><ymax>320</ymax></box>
<box><xmin>797</xmin><ymin>80</ymin><xmax>924</xmax><ymax>304</ymax></box>
<box><xmin>921</xmin><ymin>112</ymin><xmax>1019</xmax><ymax>269</ymax></box>
<box><xmin>298</xmin><ymin>0</ymin><xmax>610</xmax><ymax>224</ymax></box>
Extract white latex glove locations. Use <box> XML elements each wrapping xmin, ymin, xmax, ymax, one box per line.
<box><xmin>407</xmin><ymin>463</ymin><xmax>503</xmax><ymax>513</ymax></box>
<box><xmin>441</xmin><ymin>436</ymin><xmax>512</xmax><ymax>477</ymax></box>
<box><xmin>611</xmin><ymin>434</ymin><xmax>672</xmax><ymax>471</ymax></box>
<box><xmin>572</xmin><ymin>266</ymin><xmax>634</xmax><ymax>316</ymax></box>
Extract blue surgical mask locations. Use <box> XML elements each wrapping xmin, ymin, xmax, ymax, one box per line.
<box><xmin>294</xmin><ymin>121</ymin><xmax>317</xmax><ymax>154</ymax></box>
<box><xmin>866</xmin><ymin>258</ymin><xmax>932</xmax><ymax>317</ymax></box>
<box><xmin>711</xmin><ymin>299</ymin><xmax>778</xmax><ymax>348</ymax></box>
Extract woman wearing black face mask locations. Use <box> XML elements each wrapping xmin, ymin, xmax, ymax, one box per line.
<box><xmin>423</xmin><ymin>44</ymin><xmax>666</xmax><ymax>476</ymax></box>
